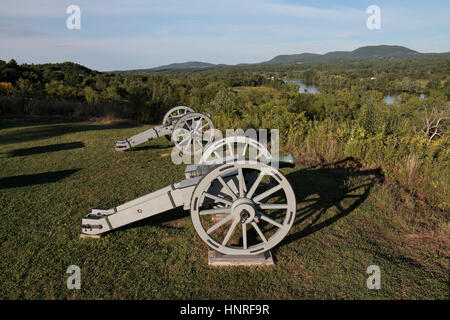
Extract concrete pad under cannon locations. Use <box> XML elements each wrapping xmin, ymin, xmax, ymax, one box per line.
<box><xmin>208</xmin><ymin>250</ymin><xmax>274</xmax><ymax>266</ymax></box>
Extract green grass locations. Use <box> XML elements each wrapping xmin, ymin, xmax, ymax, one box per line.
<box><xmin>0</xmin><ymin>120</ymin><xmax>447</xmax><ymax>299</ymax></box>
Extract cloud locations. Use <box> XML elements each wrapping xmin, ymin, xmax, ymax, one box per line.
<box><xmin>0</xmin><ymin>27</ymin><xmax>48</xmax><ymax>38</ymax></box>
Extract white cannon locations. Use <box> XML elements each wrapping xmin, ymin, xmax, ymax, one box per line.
<box><xmin>114</xmin><ymin>106</ymin><xmax>215</xmax><ymax>154</ymax></box>
<box><xmin>83</xmin><ymin>136</ymin><xmax>296</xmax><ymax>256</ymax></box>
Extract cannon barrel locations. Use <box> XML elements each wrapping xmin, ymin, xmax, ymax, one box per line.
<box><xmin>273</xmin><ymin>153</ymin><xmax>296</xmax><ymax>168</ymax></box>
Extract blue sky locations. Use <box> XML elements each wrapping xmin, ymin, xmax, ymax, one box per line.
<box><xmin>1</xmin><ymin>0</ymin><xmax>449</xmax><ymax>71</ymax></box>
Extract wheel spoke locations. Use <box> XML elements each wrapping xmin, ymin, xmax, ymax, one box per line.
<box><xmin>246</xmin><ymin>172</ymin><xmax>264</xmax><ymax>199</ymax></box>
<box><xmin>238</xmin><ymin>168</ymin><xmax>245</xmax><ymax>197</ymax></box>
<box><xmin>194</xmin><ymin>119</ymin><xmax>202</xmax><ymax>130</ymax></box>
<box><xmin>242</xmin><ymin>223</ymin><xmax>247</xmax><ymax>249</ymax></box>
<box><xmin>185</xmin><ymin>120</ymin><xmax>193</xmax><ymax>131</ymax></box>
<box><xmin>193</xmin><ymin>136</ymin><xmax>202</xmax><ymax>149</ymax></box>
<box><xmin>217</xmin><ymin>176</ymin><xmax>238</xmax><ymax>200</ymax></box>
<box><xmin>178</xmin><ymin>136</ymin><xmax>191</xmax><ymax>147</ymax></box>
<box><xmin>175</xmin><ymin>128</ymin><xmax>190</xmax><ymax>138</ymax></box>
<box><xmin>213</xmin><ymin>150</ymin><xmax>223</xmax><ymax>160</ymax></box>
<box><xmin>253</xmin><ymin>184</ymin><xmax>282</xmax><ymax>203</ymax></box>
<box><xmin>183</xmin><ymin>138</ymin><xmax>192</xmax><ymax>152</ymax></box>
<box><xmin>202</xmin><ymin>129</ymin><xmax>211</xmax><ymax>142</ymax></box>
<box><xmin>251</xmin><ymin>221</ymin><xmax>267</xmax><ymax>243</ymax></box>
<box><xmin>228</xmin><ymin>177</ymin><xmax>239</xmax><ymax>195</ymax></box>
<box><xmin>222</xmin><ymin>220</ymin><xmax>239</xmax><ymax>246</ymax></box>
<box><xmin>258</xmin><ymin>203</ymin><xmax>288</xmax><ymax>210</ymax></box>
<box><xmin>199</xmin><ymin>136</ymin><xmax>270</xmax><ymax>166</ymax></box>
<box><xmin>241</xmin><ymin>142</ymin><xmax>248</xmax><ymax>157</ymax></box>
<box><xmin>203</xmin><ymin>193</ymin><xmax>233</xmax><ymax>206</ymax></box>
<box><xmin>207</xmin><ymin>214</ymin><xmax>233</xmax><ymax>234</ymax></box>
<box><xmin>194</xmin><ymin>136</ymin><xmax>202</xmax><ymax>145</ymax></box>
<box><xmin>257</xmin><ymin>211</ymin><xmax>283</xmax><ymax>228</ymax></box>
<box><xmin>199</xmin><ymin>208</ymin><xmax>231</xmax><ymax>215</ymax></box>
<box><xmin>227</xmin><ymin>141</ymin><xmax>234</xmax><ymax>158</ymax></box>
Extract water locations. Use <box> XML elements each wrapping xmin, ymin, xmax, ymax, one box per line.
<box><xmin>383</xmin><ymin>93</ymin><xmax>426</xmax><ymax>105</ymax></box>
<box><xmin>383</xmin><ymin>95</ymin><xmax>396</xmax><ymax>105</ymax></box>
<box><xmin>284</xmin><ymin>79</ymin><xmax>426</xmax><ymax>103</ymax></box>
<box><xmin>284</xmin><ymin>80</ymin><xmax>319</xmax><ymax>94</ymax></box>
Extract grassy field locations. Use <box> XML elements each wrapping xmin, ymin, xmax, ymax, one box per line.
<box><xmin>0</xmin><ymin>120</ymin><xmax>448</xmax><ymax>299</ymax></box>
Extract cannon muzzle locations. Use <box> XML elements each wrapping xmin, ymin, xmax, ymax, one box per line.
<box><xmin>275</xmin><ymin>153</ymin><xmax>296</xmax><ymax>168</ymax></box>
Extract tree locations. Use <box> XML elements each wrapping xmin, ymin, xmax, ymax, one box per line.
<box><xmin>0</xmin><ymin>82</ymin><xmax>13</xmax><ymax>95</ymax></box>
<box><xmin>426</xmin><ymin>78</ymin><xmax>441</xmax><ymax>91</ymax></box>
<box><xmin>14</xmin><ymin>78</ymin><xmax>34</xmax><ymax>97</ymax></box>
<box><xmin>102</xmin><ymin>86</ymin><xmax>121</xmax><ymax>103</ymax></box>
<box><xmin>84</xmin><ymin>86</ymin><xmax>99</xmax><ymax>104</ymax></box>
<box><xmin>421</xmin><ymin>106</ymin><xmax>449</xmax><ymax>143</ymax></box>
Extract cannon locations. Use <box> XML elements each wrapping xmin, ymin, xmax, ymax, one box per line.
<box><xmin>82</xmin><ymin>136</ymin><xmax>296</xmax><ymax>256</ymax></box>
<box><xmin>114</xmin><ymin>106</ymin><xmax>215</xmax><ymax>154</ymax></box>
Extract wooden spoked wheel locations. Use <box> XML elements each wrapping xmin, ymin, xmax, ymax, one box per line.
<box><xmin>199</xmin><ymin>135</ymin><xmax>272</xmax><ymax>165</ymax></box>
<box><xmin>172</xmin><ymin>112</ymin><xmax>215</xmax><ymax>155</ymax></box>
<box><xmin>190</xmin><ymin>161</ymin><xmax>296</xmax><ymax>255</ymax></box>
<box><xmin>162</xmin><ymin>106</ymin><xmax>195</xmax><ymax>125</ymax></box>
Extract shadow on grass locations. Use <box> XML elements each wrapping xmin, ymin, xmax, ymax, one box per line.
<box><xmin>91</xmin><ymin>157</ymin><xmax>384</xmax><ymax>250</ymax></box>
<box><xmin>7</xmin><ymin>141</ymin><xmax>85</xmax><ymax>157</ymax></box>
<box><xmin>280</xmin><ymin>157</ymin><xmax>384</xmax><ymax>247</ymax></box>
<box><xmin>131</xmin><ymin>144</ymin><xmax>173</xmax><ymax>152</ymax></box>
<box><xmin>0</xmin><ymin>122</ymin><xmax>138</xmax><ymax>145</ymax></box>
<box><xmin>0</xmin><ymin>169</ymin><xmax>81</xmax><ymax>189</ymax></box>
<box><xmin>113</xmin><ymin>207</ymin><xmax>189</xmax><ymax>234</ymax></box>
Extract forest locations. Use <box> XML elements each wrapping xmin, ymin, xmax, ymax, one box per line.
<box><xmin>0</xmin><ymin>57</ymin><xmax>449</xmax><ymax>213</ymax></box>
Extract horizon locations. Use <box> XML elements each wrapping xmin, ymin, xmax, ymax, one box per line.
<box><xmin>112</xmin><ymin>44</ymin><xmax>450</xmax><ymax>72</ymax></box>
<box><xmin>1</xmin><ymin>0</ymin><xmax>450</xmax><ymax>71</ymax></box>
<box><xmin>3</xmin><ymin>44</ymin><xmax>449</xmax><ymax>72</ymax></box>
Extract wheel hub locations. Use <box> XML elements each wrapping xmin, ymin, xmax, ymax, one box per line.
<box><xmin>230</xmin><ymin>198</ymin><xmax>255</xmax><ymax>224</ymax></box>
<box><xmin>240</xmin><ymin>210</ymin><xmax>250</xmax><ymax>224</ymax></box>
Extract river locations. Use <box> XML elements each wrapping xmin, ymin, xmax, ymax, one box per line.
<box><xmin>284</xmin><ymin>80</ymin><xmax>426</xmax><ymax>103</ymax></box>
<box><xmin>284</xmin><ymin>80</ymin><xmax>319</xmax><ymax>94</ymax></box>
<box><xmin>383</xmin><ymin>93</ymin><xmax>426</xmax><ymax>105</ymax></box>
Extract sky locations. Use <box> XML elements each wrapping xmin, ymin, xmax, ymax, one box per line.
<box><xmin>1</xmin><ymin>0</ymin><xmax>449</xmax><ymax>71</ymax></box>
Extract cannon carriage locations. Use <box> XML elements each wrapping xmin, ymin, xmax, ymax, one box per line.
<box><xmin>114</xmin><ymin>106</ymin><xmax>215</xmax><ymax>154</ymax></box>
<box><xmin>82</xmin><ymin>136</ymin><xmax>296</xmax><ymax>256</ymax></box>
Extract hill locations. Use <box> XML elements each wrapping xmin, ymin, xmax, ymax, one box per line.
<box><xmin>114</xmin><ymin>61</ymin><xmax>217</xmax><ymax>75</ymax></box>
<box><xmin>263</xmin><ymin>45</ymin><xmax>449</xmax><ymax>64</ymax></box>
<box><xmin>111</xmin><ymin>45</ymin><xmax>450</xmax><ymax>74</ymax></box>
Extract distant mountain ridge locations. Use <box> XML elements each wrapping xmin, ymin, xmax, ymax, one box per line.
<box><xmin>112</xmin><ymin>45</ymin><xmax>450</xmax><ymax>74</ymax></box>
<box><xmin>116</xmin><ymin>61</ymin><xmax>216</xmax><ymax>75</ymax></box>
<box><xmin>263</xmin><ymin>45</ymin><xmax>440</xmax><ymax>64</ymax></box>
